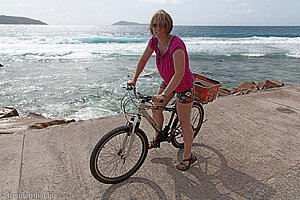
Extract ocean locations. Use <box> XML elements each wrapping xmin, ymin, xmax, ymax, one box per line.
<box><xmin>0</xmin><ymin>25</ymin><xmax>299</xmax><ymax>120</ymax></box>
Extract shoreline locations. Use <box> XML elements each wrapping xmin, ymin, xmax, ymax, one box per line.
<box><xmin>0</xmin><ymin>111</ymin><xmax>76</xmax><ymax>134</ymax></box>
<box><xmin>0</xmin><ymin>81</ymin><xmax>294</xmax><ymax>134</ymax></box>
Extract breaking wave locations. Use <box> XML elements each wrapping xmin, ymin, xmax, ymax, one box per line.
<box><xmin>73</xmin><ymin>37</ymin><xmax>148</xmax><ymax>44</ymax></box>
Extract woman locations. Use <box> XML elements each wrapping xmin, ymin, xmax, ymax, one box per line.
<box><xmin>127</xmin><ymin>10</ymin><xmax>196</xmax><ymax>171</ymax></box>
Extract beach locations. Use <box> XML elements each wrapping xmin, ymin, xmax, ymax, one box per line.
<box><xmin>0</xmin><ymin>85</ymin><xmax>299</xmax><ymax>199</ymax></box>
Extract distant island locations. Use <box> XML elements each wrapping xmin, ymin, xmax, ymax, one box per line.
<box><xmin>113</xmin><ymin>21</ymin><xmax>147</xmax><ymax>25</ymax></box>
<box><xmin>0</xmin><ymin>15</ymin><xmax>47</xmax><ymax>25</ymax></box>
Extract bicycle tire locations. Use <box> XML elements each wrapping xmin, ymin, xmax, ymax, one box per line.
<box><xmin>171</xmin><ymin>102</ymin><xmax>204</xmax><ymax>148</ymax></box>
<box><xmin>90</xmin><ymin>126</ymin><xmax>148</xmax><ymax>184</ymax></box>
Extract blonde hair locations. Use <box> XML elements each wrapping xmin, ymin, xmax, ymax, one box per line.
<box><xmin>149</xmin><ymin>9</ymin><xmax>173</xmax><ymax>36</ymax></box>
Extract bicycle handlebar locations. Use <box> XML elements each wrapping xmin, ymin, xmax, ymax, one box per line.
<box><xmin>125</xmin><ymin>84</ymin><xmax>164</xmax><ymax>103</ymax></box>
<box><xmin>125</xmin><ymin>85</ymin><xmax>153</xmax><ymax>103</ymax></box>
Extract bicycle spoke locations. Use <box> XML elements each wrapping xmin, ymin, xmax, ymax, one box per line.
<box><xmin>94</xmin><ymin>128</ymin><xmax>145</xmax><ymax>180</ymax></box>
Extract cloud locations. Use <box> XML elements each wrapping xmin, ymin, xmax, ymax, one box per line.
<box><xmin>238</xmin><ymin>8</ymin><xmax>256</xmax><ymax>15</ymax></box>
<box><xmin>36</xmin><ymin>9</ymin><xmax>57</xmax><ymax>15</ymax></box>
<box><xmin>15</xmin><ymin>2</ymin><xmax>29</xmax><ymax>8</ymax></box>
<box><xmin>225</xmin><ymin>0</ymin><xmax>239</xmax><ymax>2</ymax></box>
<box><xmin>238</xmin><ymin>3</ymin><xmax>249</xmax><ymax>7</ymax></box>
<box><xmin>231</xmin><ymin>8</ymin><xmax>256</xmax><ymax>15</ymax></box>
<box><xmin>138</xmin><ymin>0</ymin><xmax>185</xmax><ymax>4</ymax></box>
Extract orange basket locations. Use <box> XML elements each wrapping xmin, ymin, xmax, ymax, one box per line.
<box><xmin>193</xmin><ymin>73</ymin><xmax>222</xmax><ymax>104</ymax></box>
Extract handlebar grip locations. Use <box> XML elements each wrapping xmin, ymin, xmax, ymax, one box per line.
<box><xmin>126</xmin><ymin>85</ymin><xmax>134</xmax><ymax>91</ymax></box>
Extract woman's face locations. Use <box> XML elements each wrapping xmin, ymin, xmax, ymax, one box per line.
<box><xmin>151</xmin><ymin>18</ymin><xmax>168</xmax><ymax>39</ymax></box>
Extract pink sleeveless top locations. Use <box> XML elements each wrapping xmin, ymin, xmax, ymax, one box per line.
<box><xmin>149</xmin><ymin>35</ymin><xmax>194</xmax><ymax>93</ymax></box>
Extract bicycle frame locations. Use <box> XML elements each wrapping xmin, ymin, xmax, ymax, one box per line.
<box><xmin>120</xmin><ymin>88</ymin><xmax>179</xmax><ymax>158</ymax></box>
<box><xmin>135</xmin><ymin>99</ymin><xmax>178</xmax><ymax>141</ymax></box>
<box><xmin>90</xmin><ymin>86</ymin><xmax>205</xmax><ymax>184</ymax></box>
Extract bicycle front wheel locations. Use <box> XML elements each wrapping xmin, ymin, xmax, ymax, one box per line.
<box><xmin>90</xmin><ymin>126</ymin><xmax>148</xmax><ymax>184</ymax></box>
<box><xmin>171</xmin><ymin>102</ymin><xmax>204</xmax><ymax>148</ymax></box>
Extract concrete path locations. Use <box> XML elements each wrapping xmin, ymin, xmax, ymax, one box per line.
<box><xmin>0</xmin><ymin>85</ymin><xmax>299</xmax><ymax>199</ymax></box>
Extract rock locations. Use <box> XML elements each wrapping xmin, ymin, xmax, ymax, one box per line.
<box><xmin>29</xmin><ymin>119</ymin><xmax>75</xmax><ymax>129</ymax></box>
<box><xmin>271</xmin><ymin>80</ymin><xmax>284</xmax><ymax>87</ymax></box>
<box><xmin>25</xmin><ymin>112</ymin><xmax>47</xmax><ymax>119</ymax></box>
<box><xmin>258</xmin><ymin>80</ymin><xmax>284</xmax><ymax>90</ymax></box>
<box><xmin>216</xmin><ymin>79</ymin><xmax>284</xmax><ymax>98</ymax></box>
<box><xmin>257</xmin><ymin>81</ymin><xmax>265</xmax><ymax>90</ymax></box>
<box><xmin>218</xmin><ymin>88</ymin><xmax>231</xmax><ymax>96</ymax></box>
<box><xmin>0</xmin><ymin>107</ymin><xmax>19</xmax><ymax>118</ymax></box>
<box><xmin>236</xmin><ymin>81</ymin><xmax>259</xmax><ymax>91</ymax></box>
<box><xmin>231</xmin><ymin>81</ymin><xmax>259</xmax><ymax>95</ymax></box>
<box><xmin>0</xmin><ymin>63</ymin><xmax>4</xmax><ymax>68</ymax></box>
<box><xmin>276</xmin><ymin>106</ymin><xmax>296</xmax><ymax>114</ymax></box>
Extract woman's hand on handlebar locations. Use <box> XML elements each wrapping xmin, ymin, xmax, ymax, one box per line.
<box><xmin>152</xmin><ymin>94</ymin><xmax>165</xmax><ymax>104</ymax></box>
<box><xmin>127</xmin><ymin>80</ymin><xmax>136</xmax><ymax>87</ymax></box>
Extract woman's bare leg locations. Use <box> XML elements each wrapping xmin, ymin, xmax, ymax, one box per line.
<box><xmin>176</xmin><ymin>101</ymin><xmax>194</xmax><ymax>165</ymax></box>
<box><xmin>152</xmin><ymin>88</ymin><xmax>174</xmax><ymax>139</ymax></box>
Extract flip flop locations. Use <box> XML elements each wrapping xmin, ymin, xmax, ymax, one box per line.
<box><xmin>176</xmin><ymin>154</ymin><xmax>197</xmax><ymax>171</ymax></box>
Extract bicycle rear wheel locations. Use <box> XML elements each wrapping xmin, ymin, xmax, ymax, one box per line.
<box><xmin>171</xmin><ymin>102</ymin><xmax>204</xmax><ymax>148</ymax></box>
<box><xmin>90</xmin><ymin>126</ymin><xmax>148</xmax><ymax>184</ymax></box>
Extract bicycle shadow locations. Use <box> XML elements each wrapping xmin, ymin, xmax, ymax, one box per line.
<box><xmin>100</xmin><ymin>143</ymin><xmax>276</xmax><ymax>200</ymax></box>
<box><xmin>101</xmin><ymin>177</ymin><xmax>168</xmax><ymax>200</ymax></box>
<box><xmin>151</xmin><ymin>143</ymin><xmax>276</xmax><ymax>200</ymax></box>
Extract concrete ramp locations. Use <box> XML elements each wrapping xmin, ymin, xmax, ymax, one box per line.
<box><xmin>1</xmin><ymin>85</ymin><xmax>299</xmax><ymax>199</ymax></box>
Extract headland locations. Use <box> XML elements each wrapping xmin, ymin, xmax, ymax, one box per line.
<box><xmin>0</xmin><ymin>15</ymin><xmax>47</xmax><ymax>25</ymax></box>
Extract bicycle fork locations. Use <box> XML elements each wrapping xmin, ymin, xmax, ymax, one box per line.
<box><xmin>119</xmin><ymin>115</ymin><xmax>141</xmax><ymax>163</ymax></box>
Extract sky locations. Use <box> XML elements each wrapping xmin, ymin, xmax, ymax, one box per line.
<box><xmin>1</xmin><ymin>0</ymin><xmax>299</xmax><ymax>26</ymax></box>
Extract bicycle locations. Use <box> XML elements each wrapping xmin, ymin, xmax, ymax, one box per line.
<box><xmin>90</xmin><ymin>86</ymin><xmax>204</xmax><ymax>184</ymax></box>
<box><xmin>90</xmin><ymin>74</ymin><xmax>221</xmax><ymax>184</ymax></box>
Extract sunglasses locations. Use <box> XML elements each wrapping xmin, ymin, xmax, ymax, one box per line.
<box><xmin>152</xmin><ymin>23</ymin><xmax>167</xmax><ymax>28</ymax></box>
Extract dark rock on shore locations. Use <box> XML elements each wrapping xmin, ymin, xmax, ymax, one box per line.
<box><xmin>0</xmin><ymin>107</ymin><xmax>19</xmax><ymax>118</ymax></box>
<box><xmin>231</xmin><ymin>81</ymin><xmax>259</xmax><ymax>95</ymax></box>
<box><xmin>29</xmin><ymin>119</ymin><xmax>75</xmax><ymax>130</ymax></box>
<box><xmin>218</xmin><ymin>88</ymin><xmax>232</xmax><ymax>96</ymax></box>
<box><xmin>0</xmin><ymin>108</ymin><xmax>76</xmax><ymax>134</ymax></box>
<box><xmin>258</xmin><ymin>80</ymin><xmax>284</xmax><ymax>90</ymax></box>
<box><xmin>218</xmin><ymin>79</ymin><xmax>284</xmax><ymax>97</ymax></box>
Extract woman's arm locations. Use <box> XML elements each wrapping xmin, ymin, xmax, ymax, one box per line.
<box><xmin>163</xmin><ymin>49</ymin><xmax>185</xmax><ymax>96</ymax></box>
<box><xmin>128</xmin><ymin>44</ymin><xmax>154</xmax><ymax>86</ymax></box>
